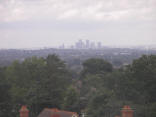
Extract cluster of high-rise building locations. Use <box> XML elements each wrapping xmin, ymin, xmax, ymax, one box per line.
<box><xmin>73</xmin><ymin>40</ymin><xmax>102</xmax><ymax>49</ymax></box>
<box><xmin>59</xmin><ymin>40</ymin><xmax>103</xmax><ymax>49</ymax></box>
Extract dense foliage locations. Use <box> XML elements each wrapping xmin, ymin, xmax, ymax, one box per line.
<box><xmin>0</xmin><ymin>54</ymin><xmax>156</xmax><ymax>117</ymax></box>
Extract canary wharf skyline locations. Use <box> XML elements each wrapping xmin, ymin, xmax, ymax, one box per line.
<box><xmin>0</xmin><ymin>0</ymin><xmax>156</xmax><ymax>49</ymax></box>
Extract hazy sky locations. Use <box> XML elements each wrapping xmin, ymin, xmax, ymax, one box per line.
<box><xmin>0</xmin><ymin>0</ymin><xmax>156</xmax><ymax>49</ymax></box>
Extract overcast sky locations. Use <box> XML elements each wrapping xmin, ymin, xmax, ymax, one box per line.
<box><xmin>0</xmin><ymin>0</ymin><xmax>156</xmax><ymax>49</ymax></box>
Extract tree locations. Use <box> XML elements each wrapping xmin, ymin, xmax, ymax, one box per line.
<box><xmin>63</xmin><ymin>86</ymin><xmax>80</xmax><ymax>112</ymax></box>
<box><xmin>5</xmin><ymin>57</ymin><xmax>47</xmax><ymax>117</ymax></box>
<box><xmin>87</xmin><ymin>90</ymin><xmax>116</xmax><ymax>117</ymax></box>
<box><xmin>5</xmin><ymin>55</ymin><xmax>72</xmax><ymax>117</ymax></box>
<box><xmin>127</xmin><ymin>55</ymin><xmax>156</xmax><ymax>103</ymax></box>
<box><xmin>81</xmin><ymin>58</ymin><xmax>113</xmax><ymax>77</ymax></box>
<box><xmin>0</xmin><ymin>67</ymin><xmax>11</xmax><ymax>117</ymax></box>
<box><xmin>115</xmin><ymin>55</ymin><xmax>156</xmax><ymax>117</ymax></box>
<box><xmin>27</xmin><ymin>55</ymin><xmax>72</xmax><ymax>116</ymax></box>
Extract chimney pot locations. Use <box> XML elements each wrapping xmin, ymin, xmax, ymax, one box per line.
<box><xmin>19</xmin><ymin>105</ymin><xmax>29</xmax><ymax>117</ymax></box>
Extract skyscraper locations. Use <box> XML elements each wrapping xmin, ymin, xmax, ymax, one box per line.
<box><xmin>97</xmin><ymin>42</ymin><xmax>102</xmax><ymax>49</ymax></box>
<box><xmin>86</xmin><ymin>40</ymin><xmax>90</xmax><ymax>49</ymax></box>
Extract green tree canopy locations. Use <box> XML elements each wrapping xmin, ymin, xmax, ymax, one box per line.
<box><xmin>81</xmin><ymin>58</ymin><xmax>113</xmax><ymax>77</ymax></box>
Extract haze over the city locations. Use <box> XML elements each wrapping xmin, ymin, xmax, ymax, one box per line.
<box><xmin>0</xmin><ymin>0</ymin><xmax>156</xmax><ymax>49</ymax></box>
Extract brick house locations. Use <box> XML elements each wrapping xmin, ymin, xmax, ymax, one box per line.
<box><xmin>38</xmin><ymin>108</ymin><xmax>79</xmax><ymax>117</ymax></box>
<box><xmin>19</xmin><ymin>106</ymin><xmax>79</xmax><ymax>117</ymax></box>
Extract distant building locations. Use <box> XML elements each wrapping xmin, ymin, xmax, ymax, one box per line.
<box><xmin>97</xmin><ymin>42</ymin><xmax>102</xmax><ymax>49</ymax></box>
<box><xmin>90</xmin><ymin>42</ymin><xmax>95</xmax><ymax>49</ymax></box>
<box><xmin>85</xmin><ymin>40</ymin><xmax>90</xmax><ymax>49</ymax></box>
<box><xmin>59</xmin><ymin>44</ymin><xmax>65</xmax><ymax>49</ymax></box>
<box><xmin>73</xmin><ymin>40</ymin><xmax>103</xmax><ymax>49</ymax></box>
<box><xmin>75</xmin><ymin>39</ymin><xmax>85</xmax><ymax>49</ymax></box>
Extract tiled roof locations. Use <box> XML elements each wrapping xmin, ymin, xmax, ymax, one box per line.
<box><xmin>38</xmin><ymin>108</ymin><xmax>79</xmax><ymax>117</ymax></box>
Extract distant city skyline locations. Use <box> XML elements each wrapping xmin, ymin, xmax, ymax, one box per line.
<box><xmin>0</xmin><ymin>0</ymin><xmax>156</xmax><ymax>49</ymax></box>
<box><xmin>59</xmin><ymin>40</ymin><xmax>102</xmax><ymax>49</ymax></box>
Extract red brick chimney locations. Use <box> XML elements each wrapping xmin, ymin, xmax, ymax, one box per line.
<box><xmin>121</xmin><ymin>105</ymin><xmax>133</xmax><ymax>117</ymax></box>
<box><xmin>19</xmin><ymin>105</ymin><xmax>29</xmax><ymax>117</ymax></box>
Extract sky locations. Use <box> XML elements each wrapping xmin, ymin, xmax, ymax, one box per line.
<box><xmin>0</xmin><ymin>0</ymin><xmax>156</xmax><ymax>49</ymax></box>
